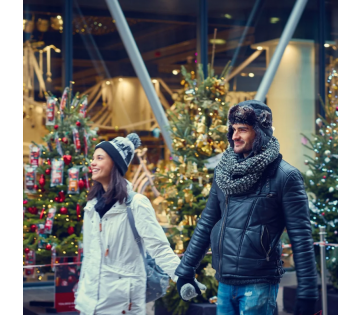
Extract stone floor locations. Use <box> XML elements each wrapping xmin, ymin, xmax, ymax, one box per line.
<box><xmin>24</xmin><ymin>271</ymin><xmax>297</xmax><ymax>315</ymax></box>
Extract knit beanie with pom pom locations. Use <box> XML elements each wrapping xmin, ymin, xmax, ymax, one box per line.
<box><xmin>95</xmin><ymin>133</ymin><xmax>141</xmax><ymax>176</ymax></box>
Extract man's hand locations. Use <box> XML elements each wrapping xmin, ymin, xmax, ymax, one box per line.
<box><xmin>294</xmin><ymin>298</ymin><xmax>318</xmax><ymax>315</ymax></box>
<box><xmin>176</xmin><ymin>277</ymin><xmax>207</xmax><ymax>301</ymax></box>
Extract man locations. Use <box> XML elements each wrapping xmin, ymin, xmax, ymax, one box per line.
<box><xmin>175</xmin><ymin>101</ymin><xmax>318</xmax><ymax>315</ymax></box>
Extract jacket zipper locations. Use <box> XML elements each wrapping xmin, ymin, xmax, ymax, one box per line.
<box><xmin>95</xmin><ymin>217</ymin><xmax>103</xmax><ymax>313</ymax></box>
<box><xmin>260</xmin><ymin>225</ymin><xmax>272</xmax><ymax>261</ymax></box>
<box><xmin>218</xmin><ymin>195</ymin><xmax>229</xmax><ymax>275</ymax></box>
<box><xmin>236</xmin><ymin>199</ymin><xmax>258</xmax><ymax>269</ymax></box>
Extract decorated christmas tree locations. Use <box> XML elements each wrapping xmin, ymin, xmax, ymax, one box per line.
<box><xmin>301</xmin><ymin>63</ymin><xmax>338</xmax><ymax>288</ymax></box>
<box><xmin>154</xmin><ymin>64</ymin><xmax>231</xmax><ymax>314</ymax></box>
<box><xmin>23</xmin><ymin>85</ymin><xmax>98</xmax><ymax>279</ymax></box>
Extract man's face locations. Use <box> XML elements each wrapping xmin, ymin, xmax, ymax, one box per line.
<box><xmin>231</xmin><ymin>123</ymin><xmax>256</xmax><ymax>156</ymax></box>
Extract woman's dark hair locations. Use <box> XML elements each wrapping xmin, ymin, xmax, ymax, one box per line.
<box><xmin>87</xmin><ymin>165</ymin><xmax>128</xmax><ymax>204</ymax></box>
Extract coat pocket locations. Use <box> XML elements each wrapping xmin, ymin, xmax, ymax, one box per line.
<box><xmin>260</xmin><ymin>225</ymin><xmax>272</xmax><ymax>261</ymax></box>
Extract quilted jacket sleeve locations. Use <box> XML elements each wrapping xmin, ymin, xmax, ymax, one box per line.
<box><xmin>175</xmin><ymin>179</ymin><xmax>222</xmax><ymax>279</ymax></box>
<box><xmin>282</xmin><ymin>170</ymin><xmax>318</xmax><ymax>299</ymax></box>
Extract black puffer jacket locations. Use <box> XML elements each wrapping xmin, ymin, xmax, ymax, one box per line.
<box><xmin>175</xmin><ymin>156</ymin><xmax>318</xmax><ymax>299</ymax></box>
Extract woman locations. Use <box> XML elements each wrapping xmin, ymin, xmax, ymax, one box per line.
<box><xmin>75</xmin><ymin>134</ymin><xmax>180</xmax><ymax>315</ymax></box>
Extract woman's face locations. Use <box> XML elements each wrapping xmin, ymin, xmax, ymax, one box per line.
<box><xmin>91</xmin><ymin>148</ymin><xmax>114</xmax><ymax>185</ymax></box>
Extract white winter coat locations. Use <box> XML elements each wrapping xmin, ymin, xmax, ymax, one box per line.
<box><xmin>74</xmin><ymin>184</ymin><xmax>180</xmax><ymax>315</ymax></box>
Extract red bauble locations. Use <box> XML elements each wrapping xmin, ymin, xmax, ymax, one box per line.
<box><xmin>30</xmin><ymin>224</ymin><xmax>37</xmax><ymax>232</ymax></box>
<box><xmin>76</xmin><ymin>121</ymin><xmax>81</xmax><ymax>127</ymax></box>
<box><xmin>67</xmin><ymin>226</ymin><xmax>75</xmax><ymax>235</ymax></box>
<box><xmin>24</xmin><ymin>247</ymin><xmax>30</xmax><ymax>254</ymax></box>
<box><xmin>47</xmin><ymin>159</ymin><xmax>51</xmax><ymax>166</ymax></box>
<box><xmin>76</xmin><ymin>204</ymin><xmax>81</xmax><ymax>220</ymax></box>
<box><xmin>322</xmin><ymin>212</ymin><xmax>325</xmax><ymax>216</ymax></box>
<box><xmin>33</xmin><ymin>184</ymin><xmax>38</xmax><ymax>190</ymax></box>
<box><xmin>329</xmin><ymin>136</ymin><xmax>333</xmax><ymax>140</ymax></box>
<box><xmin>92</xmin><ymin>137</ymin><xmax>97</xmax><ymax>141</ymax></box>
<box><xmin>323</xmin><ymin>176</ymin><xmax>326</xmax><ymax>179</ymax></box>
<box><xmin>63</xmin><ymin>155</ymin><xmax>72</xmax><ymax>165</ymax></box>
<box><xmin>60</xmin><ymin>206</ymin><xmax>68</xmax><ymax>215</ymax></box>
<box><xmin>78</xmin><ymin>178</ymin><xmax>84</xmax><ymax>190</ymax></box>
<box><xmin>54</xmin><ymin>125</ymin><xmax>59</xmax><ymax>130</ymax></box>
<box><xmin>39</xmin><ymin>175</ymin><xmax>46</xmax><ymax>187</ymax></box>
<box><xmin>59</xmin><ymin>198</ymin><xmax>65</xmax><ymax>203</ymax></box>
<box><xmin>46</xmin><ymin>244</ymin><xmax>52</xmax><ymax>250</ymax></box>
<box><xmin>54</xmin><ymin>197</ymin><xmax>60</xmax><ymax>203</ymax></box>
<box><xmin>59</xmin><ymin>191</ymin><xmax>65</xmax><ymax>198</ymax></box>
<box><xmin>62</xmin><ymin>137</ymin><xmax>68</xmax><ymax>144</ymax></box>
<box><xmin>23</xmin><ymin>200</ymin><xmax>28</xmax><ymax>205</ymax></box>
<box><xmin>88</xmin><ymin>167</ymin><xmax>92</xmax><ymax>174</ymax></box>
<box><xmin>45</xmin><ymin>168</ymin><xmax>51</xmax><ymax>175</ymax></box>
<box><xmin>29</xmin><ymin>207</ymin><xmax>38</xmax><ymax>215</ymax></box>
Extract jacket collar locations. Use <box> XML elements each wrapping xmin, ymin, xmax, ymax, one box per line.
<box><xmin>263</xmin><ymin>153</ymin><xmax>282</xmax><ymax>178</ymax></box>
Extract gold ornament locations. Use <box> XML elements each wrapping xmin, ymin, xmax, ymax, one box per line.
<box><xmin>174</xmin><ymin>235</ymin><xmax>184</xmax><ymax>254</ymax></box>
<box><xmin>192</xmin><ymin>162</ymin><xmax>198</xmax><ymax>174</ymax></box>
<box><xmin>177</xmin><ymin>198</ymin><xmax>184</xmax><ymax>207</ymax></box>
<box><xmin>210</xmin><ymin>79</ymin><xmax>227</xmax><ymax>96</ymax></box>
<box><xmin>186</xmin><ymin>161</ymin><xmax>193</xmax><ymax>175</ymax></box>
<box><xmin>216</xmin><ymin>125</ymin><xmax>228</xmax><ymax>133</ymax></box>
<box><xmin>183</xmin><ymin>188</ymin><xmax>194</xmax><ymax>206</ymax></box>
<box><xmin>204</xmin><ymin>263</ymin><xmax>216</xmax><ymax>277</ymax></box>
<box><xmin>201</xmin><ymin>184</ymin><xmax>211</xmax><ymax>197</ymax></box>
<box><xmin>203</xmin><ymin>167</ymin><xmax>208</xmax><ymax>173</ymax></box>
<box><xmin>198</xmin><ymin>176</ymin><xmax>203</xmax><ymax>186</ymax></box>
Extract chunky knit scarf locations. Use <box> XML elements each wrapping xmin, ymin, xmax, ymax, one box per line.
<box><xmin>215</xmin><ymin>136</ymin><xmax>280</xmax><ymax>195</ymax></box>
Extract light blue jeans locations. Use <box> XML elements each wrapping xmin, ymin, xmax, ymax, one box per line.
<box><xmin>217</xmin><ymin>282</ymin><xmax>279</xmax><ymax>315</ymax></box>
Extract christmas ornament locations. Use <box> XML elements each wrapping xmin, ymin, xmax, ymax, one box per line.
<box><xmin>24</xmin><ymin>248</ymin><xmax>30</xmax><ymax>254</ymax></box>
<box><xmin>39</xmin><ymin>174</ymin><xmax>46</xmax><ymax>187</ymax></box>
<box><xmin>40</xmin><ymin>208</ymin><xmax>45</xmax><ymax>219</ymax></box>
<box><xmin>29</xmin><ymin>144</ymin><xmax>40</xmax><ymax>167</ymax></box>
<box><xmin>321</xmin><ymin>179</ymin><xmax>326</xmax><ymax>183</ymax></box>
<box><xmin>30</xmin><ymin>224</ymin><xmax>37</xmax><ymax>232</ymax></box>
<box><xmin>201</xmin><ymin>184</ymin><xmax>211</xmax><ymax>197</ymax></box>
<box><xmin>23</xmin><ymin>200</ymin><xmax>28</xmax><ymax>205</ymax></box>
<box><xmin>54</xmin><ymin>197</ymin><xmax>60</xmax><ymax>202</ymax></box>
<box><xmin>324</xmin><ymin>150</ymin><xmax>331</xmax><ymax>156</ymax></box>
<box><xmin>304</xmin><ymin>160</ymin><xmax>309</xmax><ymax>165</ymax></box>
<box><xmin>324</xmin><ymin>157</ymin><xmax>330</xmax><ymax>163</ymax></box>
<box><xmin>321</xmin><ymin>212</ymin><xmax>325</xmax><ymax>216</ymax></box>
<box><xmin>323</xmin><ymin>176</ymin><xmax>326</xmax><ymax>179</ymax></box>
<box><xmin>72</xmin><ymin>127</ymin><xmax>81</xmax><ymax>152</ymax></box>
<box><xmin>45</xmin><ymin>168</ymin><xmax>51</xmax><ymax>175</ymax></box>
<box><xmin>59</xmin><ymin>191</ymin><xmax>65</xmax><ymax>199</ymax></box>
<box><xmin>60</xmin><ymin>87</ymin><xmax>69</xmax><ymax>116</ymax></box>
<box><xmin>47</xmin><ymin>159</ymin><xmax>51</xmax><ymax>166</ymax></box>
<box><xmin>62</xmin><ymin>137</ymin><xmax>68</xmax><ymax>144</ymax></box>
<box><xmin>46</xmin><ymin>244</ymin><xmax>52</xmax><ymax>250</ymax></box>
<box><xmin>60</xmin><ymin>206</ymin><xmax>68</xmax><ymax>215</ymax></box>
<box><xmin>76</xmin><ymin>121</ymin><xmax>81</xmax><ymax>127</ymax></box>
<box><xmin>24</xmin><ymin>165</ymin><xmax>37</xmax><ymax>193</ymax></box>
<box><xmin>79</xmin><ymin>95</ymin><xmax>88</xmax><ymax>118</ymax></box>
<box><xmin>177</xmin><ymin>198</ymin><xmax>184</xmax><ymax>207</ymax></box>
<box><xmin>329</xmin><ymin>187</ymin><xmax>334</xmax><ymax>193</ymax></box>
<box><xmin>29</xmin><ymin>206</ymin><xmax>38</xmax><ymax>215</ymax></box>
<box><xmin>68</xmin><ymin>226</ymin><xmax>75</xmax><ymax>235</ymax></box>
<box><xmin>63</xmin><ymin>154</ymin><xmax>72</xmax><ymax>165</ymax></box>
<box><xmin>204</xmin><ymin>263</ymin><xmax>216</xmax><ymax>277</ymax></box>
<box><xmin>78</xmin><ymin>178</ymin><xmax>85</xmax><ymax>190</ymax></box>
<box><xmin>46</xmin><ymin>97</ymin><xmax>56</xmax><ymax>126</ymax></box>
<box><xmin>316</xmin><ymin>118</ymin><xmax>323</xmax><ymax>127</ymax></box>
<box><xmin>44</xmin><ymin>207</ymin><xmax>57</xmax><ymax>234</ymax></box>
<box><xmin>76</xmin><ymin>204</ymin><xmax>81</xmax><ymax>220</ymax></box>
<box><xmin>34</xmin><ymin>184</ymin><xmax>39</xmax><ymax>190</ymax></box>
<box><xmin>51</xmin><ymin>159</ymin><xmax>64</xmax><ymax>187</ymax></box>
<box><xmin>306</xmin><ymin>170</ymin><xmax>314</xmax><ymax>177</ymax></box>
<box><xmin>54</xmin><ymin>133</ymin><xmax>64</xmax><ymax>156</ymax></box>
<box><xmin>68</xmin><ymin>167</ymin><xmax>80</xmax><ymax>194</ymax></box>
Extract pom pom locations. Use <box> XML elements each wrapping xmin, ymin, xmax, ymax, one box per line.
<box><xmin>126</xmin><ymin>133</ymin><xmax>141</xmax><ymax>149</ymax></box>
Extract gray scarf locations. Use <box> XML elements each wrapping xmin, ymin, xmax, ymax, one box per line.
<box><xmin>215</xmin><ymin>136</ymin><xmax>280</xmax><ymax>195</ymax></box>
